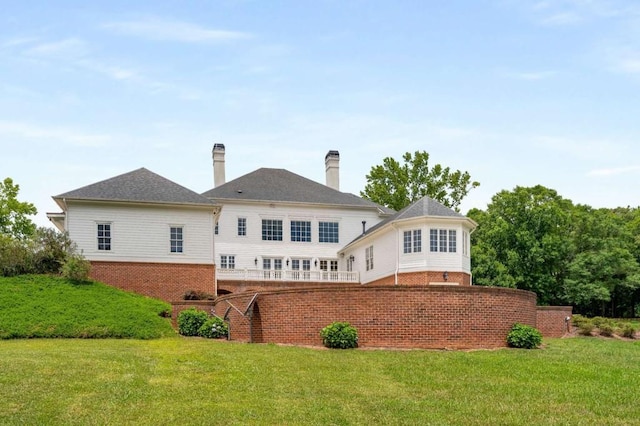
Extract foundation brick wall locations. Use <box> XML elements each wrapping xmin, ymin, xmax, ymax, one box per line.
<box><xmin>90</xmin><ymin>261</ymin><xmax>215</xmax><ymax>302</ymax></box>
<box><xmin>211</xmin><ymin>286</ymin><xmax>538</xmax><ymax>349</ymax></box>
<box><xmin>537</xmin><ymin>306</ymin><xmax>573</xmax><ymax>338</ymax></box>
<box><xmin>367</xmin><ymin>271</ymin><xmax>471</xmax><ymax>286</ymax></box>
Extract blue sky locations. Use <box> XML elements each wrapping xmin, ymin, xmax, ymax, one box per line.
<box><xmin>3</xmin><ymin>0</ymin><xmax>640</xmax><ymax>227</ymax></box>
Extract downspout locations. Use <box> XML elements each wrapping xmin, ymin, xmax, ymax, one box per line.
<box><xmin>391</xmin><ymin>223</ymin><xmax>399</xmax><ymax>285</ymax></box>
<box><xmin>468</xmin><ymin>226</ymin><xmax>476</xmax><ymax>286</ymax></box>
<box><xmin>213</xmin><ymin>209</ymin><xmax>219</xmax><ymax>297</ymax></box>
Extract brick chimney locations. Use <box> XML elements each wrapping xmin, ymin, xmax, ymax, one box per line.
<box><xmin>212</xmin><ymin>143</ymin><xmax>226</xmax><ymax>187</ymax></box>
<box><xmin>325</xmin><ymin>150</ymin><xmax>340</xmax><ymax>191</ymax></box>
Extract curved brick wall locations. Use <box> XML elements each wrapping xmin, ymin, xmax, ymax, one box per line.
<box><xmin>211</xmin><ymin>286</ymin><xmax>538</xmax><ymax>349</ymax></box>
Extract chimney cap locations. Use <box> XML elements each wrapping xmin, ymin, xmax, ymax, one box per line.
<box><xmin>213</xmin><ymin>143</ymin><xmax>225</xmax><ymax>151</ymax></box>
<box><xmin>325</xmin><ymin>150</ymin><xmax>339</xmax><ymax>160</ymax></box>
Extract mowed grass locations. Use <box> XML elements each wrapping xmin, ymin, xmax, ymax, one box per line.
<box><xmin>1</xmin><ymin>337</ymin><xmax>638</xmax><ymax>425</ymax></box>
<box><xmin>0</xmin><ymin>275</ymin><xmax>174</xmax><ymax>339</ymax></box>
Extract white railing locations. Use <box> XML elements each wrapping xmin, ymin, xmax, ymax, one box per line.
<box><xmin>217</xmin><ymin>268</ymin><xmax>360</xmax><ymax>283</ymax></box>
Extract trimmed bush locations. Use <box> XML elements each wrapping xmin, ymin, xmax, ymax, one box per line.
<box><xmin>177</xmin><ymin>308</ymin><xmax>208</xmax><ymax>336</ymax></box>
<box><xmin>571</xmin><ymin>314</ymin><xmax>586</xmax><ymax>328</ymax></box>
<box><xmin>506</xmin><ymin>323</ymin><xmax>542</xmax><ymax>349</ymax></box>
<box><xmin>320</xmin><ymin>322</ymin><xmax>358</xmax><ymax>349</ymax></box>
<box><xmin>598</xmin><ymin>323</ymin><xmax>615</xmax><ymax>337</ymax></box>
<box><xmin>578</xmin><ymin>320</ymin><xmax>595</xmax><ymax>336</ymax></box>
<box><xmin>198</xmin><ymin>316</ymin><xmax>228</xmax><ymax>339</ymax></box>
<box><xmin>621</xmin><ymin>324</ymin><xmax>637</xmax><ymax>339</ymax></box>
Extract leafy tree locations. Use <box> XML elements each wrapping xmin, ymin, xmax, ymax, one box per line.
<box><xmin>469</xmin><ymin>185</ymin><xmax>573</xmax><ymax>305</ymax></box>
<box><xmin>361</xmin><ymin>151</ymin><xmax>479</xmax><ymax>211</ymax></box>
<box><xmin>0</xmin><ymin>178</ymin><xmax>37</xmax><ymax>239</ymax></box>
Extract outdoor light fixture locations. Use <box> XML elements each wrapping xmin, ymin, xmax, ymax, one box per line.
<box><xmin>254</xmin><ymin>257</ymin><xmax>258</xmax><ymax>266</ymax></box>
<box><xmin>443</xmin><ymin>271</ymin><xmax>449</xmax><ymax>281</ymax></box>
<box><xmin>314</xmin><ymin>260</ymin><xmax>318</xmax><ymax>267</ymax></box>
<box><xmin>286</xmin><ymin>259</ymin><xmax>289</xmax><ymax>266</ymax></box>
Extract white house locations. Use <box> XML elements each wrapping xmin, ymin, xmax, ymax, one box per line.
<box><xmin>48</xmin><ymin>144</ymin><xmax>476</xmax><ymax>301</ymax></box>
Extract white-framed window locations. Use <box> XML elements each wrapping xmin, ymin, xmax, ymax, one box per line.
<box><xmin>403</xmin><ymin>229</ymin><xmax>422</xmax><ymax>254</ymax></box>
<box><xmin>319</xmin><ymin>260</ymin><xmax>338</xmax><ymax>271</ymax></box>
<box><xmin>214</xmin><ymin>223</ymin><xmax>219</xmax><ymax>235</ymax></box>
<box><xmin>262</xmin><ymin>219</ymin><xmax>283</xmax><ymax>241</ymax></box>
<box><xmin>291</xmin><ymin>220</ymin><xmax>311</xmax><ymax>242</ymax></box>
<box><xmin>319</xmin><ymin>221</ymin><xmax>339</xmax><ymax>243</ymax></box>
<box><xmin>463</xmin><ymin>230</ymin><xmax>469</xmax><ymax>256</ymax></box>
<box><xmin>220</xmin><ymin>255</ymin><xmax>235</xmax><ymax>269</ymax></box>
<box><xmin>430</xmin><ymin>229</ymin><xmax>457</xmax><ymax>253</ymax></box>
<box><xmin>365</xmin><ymin>246</ymin><xmax>374</xmax><ymax>271</ymax></box>
<box><xmin>170</xmin><ymin>226</ymin><xmax>183</xmax><ymax>253</ymax></box>
<box><xmin>449</xmin><ymin>230</ymin><xmax>457</xmax><ymax>253</ymax></box>
<box><xmin>97</xmin><ymin>223</ymin><xmax>111</xmax><ymax>251</ymax></box>
<box><xmin>237</xmin><ymin>217</ymin><xmax>246</xmax><ymax>236</ymax></box>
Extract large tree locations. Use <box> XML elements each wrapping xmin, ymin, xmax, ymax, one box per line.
<box><xmin>468</xmin><ymin>185</ymin><xmax>574</xmax><ymax>305</ymax></box>
<box><xmin>0</xmin><ymin>177</ymin><xmax>37</xmax><ymax>239</ymax></box>
<box><xmin>360</xmin><ymin>151</ymin><xmax>479</xmax><ymax>211</ymax></box>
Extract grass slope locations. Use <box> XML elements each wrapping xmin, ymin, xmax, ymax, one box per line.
<box><xmin>0</xmin><ymin>275</ymin><xmax>174</xmax><ymax>339</ymax></box>
<box><xmin>1</xmin><ymin>337</ymin><xmax>638</xmax><ymax>425</ymax></box>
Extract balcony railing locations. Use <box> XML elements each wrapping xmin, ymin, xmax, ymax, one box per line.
<box><xmin>217</xmin><ymin>268</ymin><xmax>360</xmax><ymax>283</ymax></box>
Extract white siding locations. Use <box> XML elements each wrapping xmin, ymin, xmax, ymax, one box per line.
<box><xmin>214</xmin><ymin>201</ymin><xmax>384</xmax><ymax>271</ymax></box>
<box><xmin>345</xmin><ymin>218</ymin><xmax>475</xmax><ymax>284</ymax></box>
<box><xmin>67</xmin><ymin>201</ymin><xmax>214</xmax><ymax>264</ymax></box>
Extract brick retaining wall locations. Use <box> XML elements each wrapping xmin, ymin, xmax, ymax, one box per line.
<box><xmin>90</xmin><ymin>261</ymin><xmax>214</xmax><ymax>302</ymax></box>
<box><xmin>210</xmin><ymin>286</ymin><xmax>538</xmax><ymax>349</ymax></box>
<box><xmin>537</xmin><ymin>306</ymin><xmax>573</xmax><ymax>338</ymax></box>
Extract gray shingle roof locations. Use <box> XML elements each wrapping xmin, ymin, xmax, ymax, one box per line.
<box><xmin>54</xmin><ymin>168</ymin><xmax>216</xmax><ymax>207</ymax></box>
<box><xmin>201</xmin><ymin>168</ymin><xmax>393</xmax><ymax>213</ymax></box>
<box><xmin>346</xmin><ymin>196</ymin><xmax>466</xmax><ymax>246</ymax></box>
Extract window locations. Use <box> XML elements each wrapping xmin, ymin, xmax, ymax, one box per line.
<box><xmin>449</xmin><ymin>230</ymin><xmax>457</xmax><ymax>253</ymax></box>
<box><xmin>237</xmin><ymin>218</ymin><xmax>246</xmax><ymax>236</ymax></box>
<box><xmin>97</xmin><ymin>223</ymin><xmax>111</xmax><ymax>251</ymax></box>
<box><xmin>430</xmin><ymin>229</ymin><xmax>457</xmax><ymax>253</ymax></box>
<box><xmin>403</xmin><ymin>229</ymin><xmax>422</xmax><ymax>254</ymax></box>
<box><xmin>463</xmin><ymin>231</ymin><xmax>469</xmax><ymax>256</ymax></box>
<box><xmin>262</xmin><ymin>257</ymin><xmax>282</xmax><ymax>279</ymax></box>
<box><xmin>291</xmin><ymin>259</ymin><xmax>311</xmax><ymax>280</ymax></box>
<box><xmin>319</xmin><ymin>260</ymin><xmax>338</xmax><ymax>271</ymax></box>
<box><xmin>214</xmin><ymin>223</ymin><xmax>219</xmax><ymax>235</ymax></box>
<box><xmin>365</xmin><ymin>246</ymin><xmax>374</xmax><ymax>271</ymax></box>
<box><xmin>319</xmin><ymin>221</ymin><xmax>339</xmax><ymax>243</ymax></box>
<box><xmin>439</xmin><ymin>229</ymin><xmax>447</xmax><ymax>252</ymax></box>
<box><xmin>220</xmin><ymin>255</ymin><xmax>235</xmax><ymax>269</ymax></box>
<box><xmin>262</xmin><ymin>219</ymin><xmax>283</xmax><ymax>241</ymax></box>
<box><xmin>290</xmin><ymin>221</ymin><xmax>311</xmax><ymax>242</ymax></box>
<box><xmin>170</xmin><ymin>226</ymin><xmax>183</xmax><ymax>253</ymax></box>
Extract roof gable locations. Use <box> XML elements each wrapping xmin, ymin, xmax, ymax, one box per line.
<box><xmin>202</xmin><ymin>168</ymin><xmax>393</xmax><ymax>212</ymax></box>
<box><xmin>54</xmin><ymin>168</ymin><xmax>216</xmax><ymax>207</ymax></box>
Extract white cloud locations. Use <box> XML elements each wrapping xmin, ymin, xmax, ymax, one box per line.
<box><xmin>24</xmin><ymin>38</ymin><xmax>88</xmax><ymax>58</ymax></box>
<box><xmin>102</xmin><ymin>18</ymin><xmax>251</xmax><ymax>43</ymax></box>
<box><xmin>588</xmin><ymin>165</ymin><xmax>640</xmax><ymax>176</ymax></box>
<box><xmin>0</xmin><ymin>120</ymin><xmax>111</xmax><ymax>147</ymax></box>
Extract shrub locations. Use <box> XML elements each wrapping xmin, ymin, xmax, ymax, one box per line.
<box><xmin>598</xmin><ymin>323</ymin><xmax>615</xmax><ymax>337</ymax></box>
<box><xmin>592</xmin><ymin>316</ymin><xmax>609</xmax><ymax>328</ymax></box>
<box><xmin>571</xmin><ymin>314</ymin><xmax>586</xmax><ymax>327</ymax></box>
<box><xmin>198</xmin><ymin>316</ymin><xmax>228</xmax><ymax>339</ymax></box>
<box><xmin>61</xmin><ymin>254</ymin><xmax>91</xmax><ymax>282</ymax></box>
<box><xmin>621</xmin><ymin>323</ymin><xmax>637</xmax><ymax>339</ymax></box>
<box><xmin>320</xmin><ymin>322</ymin><xmax>358</xmax><ymax>349</ymax></box>
<box><xmin>578</xmin><ymin>320</ymin><xmax>595</xmax><ymax>336</ymax></box>
<box><xmin>183</xmin><ymin>290</ymin><xmax>215</xmax><ymax>300</ymax></box>
<box><xmin>177</xmin><ymin>308</ymin><xmax>208</xmax><ymax>336</ymax></box>
<box><xmin>506</xmin><ymin>323</ymin><xmax>543</xmax><ymax>349</ymax></box>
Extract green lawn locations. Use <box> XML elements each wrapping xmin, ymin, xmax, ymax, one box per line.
<box><xmin>1</xmin><ymin>337</ymin><xmax>638</xmax><ymax>425</ymax></box>
<box><xmin>0</xmin><ymin>275</ymin><xmax>174</xmax><ymax>339</ymax></box>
